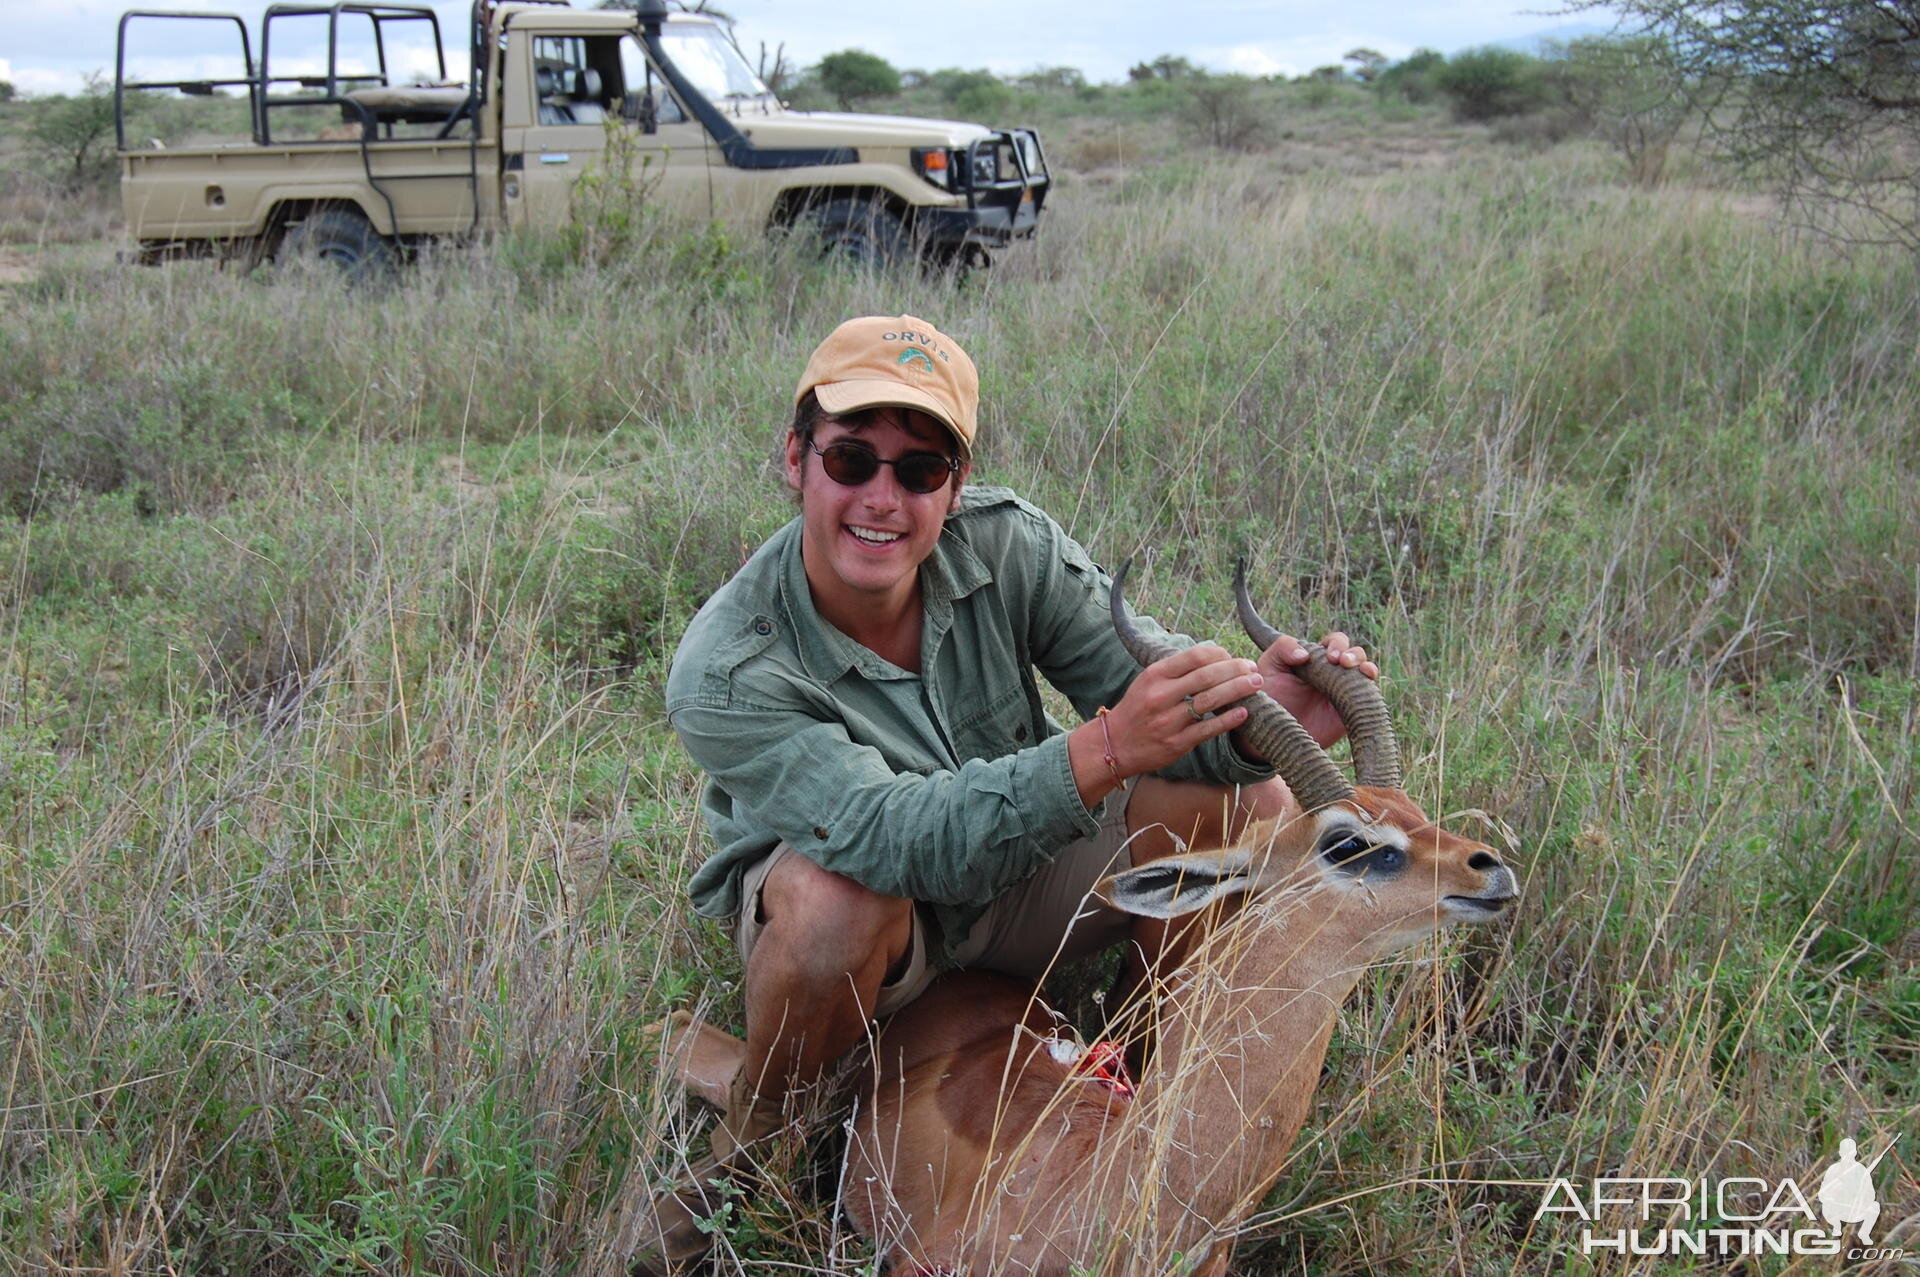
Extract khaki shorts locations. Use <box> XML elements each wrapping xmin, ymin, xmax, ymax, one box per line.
<box><xmin>734</xmin><ymin>782</ymin><xmax>1138</xmax><ymax>1018</ymax></box>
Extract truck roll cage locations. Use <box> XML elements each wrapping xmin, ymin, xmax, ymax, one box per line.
<box><xmin>113</xmin><ymin>11</ymin><xmax>258</xmax><ymax>151</ymax></box>
<box><xmin>258</xmin><ymin>2</ymin><xmax>455</xmax><ymax>144</ymax></box>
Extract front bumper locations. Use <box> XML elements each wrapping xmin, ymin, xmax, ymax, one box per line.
<box><xmin>918</xmin><ymin>128</ymin><xmax>1049</xmax><ymax>248</ymax></box>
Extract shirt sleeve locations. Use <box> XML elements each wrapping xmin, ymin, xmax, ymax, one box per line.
<box><xmin>1021</xmin><ymin>512</ymin><xmax>1274</xmax><ymax>789</ymax></box>
<box><xmin>668</xmin><ymin>694</ymin><xmax>1101</xmax><ymax>907</ymax></box>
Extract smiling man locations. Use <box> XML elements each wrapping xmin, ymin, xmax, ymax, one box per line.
<box><xmin>649</xmin><ymin>314</ymin><xmax>1376</xmax><ymax>1269</ymax></box>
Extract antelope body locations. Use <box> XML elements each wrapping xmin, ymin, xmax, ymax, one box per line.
<box><xmin>841</xmin><ymin>566</ymin><xmax>1517</xmax><ymax>1274</ymax></box>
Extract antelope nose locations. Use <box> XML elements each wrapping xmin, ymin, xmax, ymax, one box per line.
<box><xmin>1467</xmin><ymin>851</ymin><xmax>1501</xmax><ymax>872</ymax></box>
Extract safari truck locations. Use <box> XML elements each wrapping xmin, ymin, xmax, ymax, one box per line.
<box><xmin>114</xmin><ymin>0</ymin><xmax>1049</xmax><ymax>276</ymax></box>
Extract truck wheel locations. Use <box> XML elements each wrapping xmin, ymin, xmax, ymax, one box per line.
<box><xmin>805</xmin><ymin>198</ymin><xmax>909</xmax><ymax>268</ymax></box>
<box><xmin>280</xmin><ymin>209</ymin><xmax>397</xmax><ymax>283</ymax></box>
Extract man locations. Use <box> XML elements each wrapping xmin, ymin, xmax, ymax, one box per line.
<box><xmin>648</xmin><ymin>315</ymin><xmax>1376</xmax><ymax>1268</ymax></box>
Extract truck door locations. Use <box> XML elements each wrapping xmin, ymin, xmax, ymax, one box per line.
<box><xmin>500</xmin><ymin>30</ymin><xmax>712</xmax><ymax>230</ymax></box>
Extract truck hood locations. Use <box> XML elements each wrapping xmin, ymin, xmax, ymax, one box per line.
<box><xmin>731</xmin><ymin>111</ymin><xmax>996</xmax><ymax>149</ymax></box>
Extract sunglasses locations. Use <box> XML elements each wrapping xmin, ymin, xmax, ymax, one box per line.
<box><xmin>808</xmin><ymin>440</ymin><xmax>961</xmax><ymax>495</ymax></box>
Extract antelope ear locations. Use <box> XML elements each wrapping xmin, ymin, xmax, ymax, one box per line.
<box><xmin>1096</xmin><ymin>848</ymin><xmax>1258</xmax><ymax>919</ymax></box>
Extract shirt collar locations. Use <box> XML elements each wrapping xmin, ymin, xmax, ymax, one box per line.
<box><xmin>780</xmin><ymin>515</ymin><xmax>992</xmax><ymax>683</ymax></box>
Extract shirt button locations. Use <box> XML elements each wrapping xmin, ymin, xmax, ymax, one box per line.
<box><xmin>1015</xmin><ymin>724</ymin><xmax>1029</xmax><ymax>741</ymax></box>
<box><xmin>754</xmin><ymin>620</ymin><xmax>772</xmax><ymax>636</ymax></box>
<box><xmin>813</xmin><ymin>826</ymin><xmax>829</xmax><ymax>840</ymax></box>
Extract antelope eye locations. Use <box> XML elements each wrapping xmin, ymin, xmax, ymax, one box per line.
<box><xmin>1321</xmin><ymin>834</ymin><xmax>1370</xmax><ymax>865</ymax></box>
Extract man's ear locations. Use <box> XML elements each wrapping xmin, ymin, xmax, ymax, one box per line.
<box><xmin>948</xmin><ymin>459</ymin><xmax>972</xmax><ymax>512</ymax></box>
<box><xmin>784</xmin><ymin>431</ymin><xmax>805</xmax><ymax>493</ymax></box>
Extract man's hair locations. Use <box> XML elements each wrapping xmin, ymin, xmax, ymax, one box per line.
<box><xmin>790</xmin><ymin>390</ymin><xmax>831</xmax><ymax>450</ymax></box>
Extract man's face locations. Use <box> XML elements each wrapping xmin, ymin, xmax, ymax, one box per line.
<box><xmin>784</xmin><ymin>406</ymin><xmax>968</xmax><ymax>614</ymax></box>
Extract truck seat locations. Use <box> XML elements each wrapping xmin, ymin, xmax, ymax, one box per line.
<box><xmin>343</xmin><ymin>85</ymin><xmax>472</xmax><ymax>126</ymax></box>
<box><xmin>569</xmin><ymin>69</ymin><xmax>607</xmax><ymax>123</ymax></box>
<box><xmin>535</xmin><ymin>67</ymin><xmax>574</xmax><ymax>124</ymax></box>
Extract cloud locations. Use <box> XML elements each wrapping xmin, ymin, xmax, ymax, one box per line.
<box><xmin>1220</xmin><ymin>45</ymin><xmax>1289</xmax><ymax>77</ymax></box>
<box><xmin>2</xmin><ymin>62</ymin><xmax>91</xmax><ymax>95</ymax></box>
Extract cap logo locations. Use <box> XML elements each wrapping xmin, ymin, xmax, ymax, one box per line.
<box><xmin>881</xmin><ymin>330</ymin><xmax>953</xmax><ymax>363</ymax></box>
<box><xmin>896</xmin><ymin>347</ymin><xmax>936</xmax><ymax>373</ymax></box>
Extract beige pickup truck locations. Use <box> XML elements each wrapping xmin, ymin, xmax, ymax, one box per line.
<box><xmin>115</xmin><ymin>0</ymin><xmax>1049</xmax><ymax>276</ymax></box>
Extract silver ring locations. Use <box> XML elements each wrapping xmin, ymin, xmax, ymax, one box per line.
<box><xmin>1184</xmin><ymin>695</ymin><xmax>1205</xmax><ymax>722</ymax></box>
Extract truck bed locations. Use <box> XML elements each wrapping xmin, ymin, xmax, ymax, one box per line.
<box><xmin>121</xmin><ymin>139</ymin><xmax>498</xmax><ymax>243</ymax></box>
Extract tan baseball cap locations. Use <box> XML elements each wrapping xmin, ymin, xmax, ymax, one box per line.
<box><xmin>794</xmin><ymin>315</ymin><xmax>979</xmax><ymax>454</ymax></box>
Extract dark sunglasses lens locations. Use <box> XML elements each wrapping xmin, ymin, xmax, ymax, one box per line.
<box><xmin>820</xmin><ymin>444</ymin><xmax>880</xmax><ymax>486</ymax></box>
<box><xmin>895</xmin><ymin>454</ymin><xmax>953</xmax><ymax>494</ymax></box>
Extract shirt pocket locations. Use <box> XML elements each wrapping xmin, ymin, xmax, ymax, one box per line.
<box><xmin>947</xmin><ymin>685</ymin><xmax>1035</xmax><ymax>761</ymax></box>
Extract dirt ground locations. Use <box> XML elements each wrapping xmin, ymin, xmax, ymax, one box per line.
<box><xmin>0</xmin><ymin>248</ymin><xmax>36</xmax><ymax>284</ymax></box>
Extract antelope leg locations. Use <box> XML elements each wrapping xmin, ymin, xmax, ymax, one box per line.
<box><xmin>644</xmin><ymin>1009</ymin><xmax>744</xmax><ymax>1108</ymax></box>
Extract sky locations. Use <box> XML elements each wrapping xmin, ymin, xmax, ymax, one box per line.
<box><xmin>0</xmin><ymin>0</ymin><xmax>1616</xmax><ymax>97</ymax></box>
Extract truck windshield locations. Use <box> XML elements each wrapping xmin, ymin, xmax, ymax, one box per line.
<box><xmin>658</xmin><ymin>24</ymin><xmax>774</xmax><ymax>110</ymax></box>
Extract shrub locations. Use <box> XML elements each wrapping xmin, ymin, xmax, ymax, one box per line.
<box><xmin>1435</xmin><ymin>46</ymin><xmax>1548</xmax><ymax>121</ymax></box>
<box><xmin>1559</xmin><ymin>35</ymin><xmax>1690</xmax><ymax>185</ymax></box>
<box><xmin>26</xmin><ymin>74</ymin><xmax>123</xmax><ymax>191</ymax></box>
<box><xmin>1375</xmin><ymin>48</ymin><xmax>1446</xmax><ymax>104</ymax></box>
<box><xmin>1177</xmin><ymin>75</ymin><xmax>1270</xmax><ymax>151</ymax></box>
<box><xmin>954</xmin><ymin>81</ymin><xmax>1015</xmax><ymax>120</ymax></box>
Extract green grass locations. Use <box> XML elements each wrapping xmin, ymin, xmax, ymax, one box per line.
<box><xmin>1</xmin><ymin>126</ymin><xmax>1916</xmax><ymax>1272</ymax></box>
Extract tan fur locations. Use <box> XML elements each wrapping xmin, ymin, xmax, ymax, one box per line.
<box><xmin>843</xmin><ymin>786</ymin><xmax>1514</xmax><ymax>1275</ymax></box>
<box><xmin>646</xmin><ymin>1009</ymin><xmax>744</xmax><ymax>1109</ymax></box>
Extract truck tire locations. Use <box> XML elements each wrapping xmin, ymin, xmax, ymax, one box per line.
<box><xmin>279</xmin><ymin>209</ymin><xmax>397</xmax><ymax>284</ymax></box>
<box><xmin>804</xmin><ymin>198</ymin><xmax>909</xmax><ymax>268</ymax></box>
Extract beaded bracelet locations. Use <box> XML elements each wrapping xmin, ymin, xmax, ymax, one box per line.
<box><xmin>1094</xmin><ymin>707</ymin><xmax>1124</xmax><ymax>787</ymax></box>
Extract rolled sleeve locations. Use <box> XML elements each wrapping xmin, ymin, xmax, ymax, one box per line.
<box><xmin>669</xmin><ymin>698</ymin><xmax>1099</xmax><ymax>910</ymax></box>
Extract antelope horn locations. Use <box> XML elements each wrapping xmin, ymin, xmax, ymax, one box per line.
<box><xmin>1233</xmin><ymin>558</ymin><xmax>1403</xmax><ymax>790</ymax></box>
<box><xmin>1110</xmin><ymin>558</ymin><xmax>1355</xmax><ymax>813</ymax></box>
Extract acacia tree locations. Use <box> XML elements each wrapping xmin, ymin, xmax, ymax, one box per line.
<box><xmin>28</xmin><ymin>73</ymin><xmax>123</xmax><ymax>190</ymax></box>
<box><xmin>1588</xmin><ymin>0</ymin><xmax>1920</xmax><ymax>248</ymax></box>
<box><xmin>1560</xmin><ymin>35</ymin><xmax>1691</xmax><ymax>186</ymax></box>
<box><xmin>816</xmin><ymin>50</ymin><xmax>900</xmax><ymax>110</ymax></box>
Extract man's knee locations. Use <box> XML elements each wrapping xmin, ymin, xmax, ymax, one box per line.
<box><xmin>757</xmin><ymin>853</ymin><xmax>912</xmax><ymax>971</ymax></box>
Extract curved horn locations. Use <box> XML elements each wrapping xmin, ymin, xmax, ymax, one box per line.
<box><xmin>1233</xmin><ymin>559</ymin><xmax>1403</xmax><ymax>790</ymax></box>
<box><xmin>1111</xmin><ymin>558</ymin><xmax>1355</xmax><ymax>813</ymax></box>
<box><xmin>1109</xmin><ymin>558</ymin><xmax>1181</xmax><ymax>667</ymax></box>
<box><xmin>1233</xmin><ymin>557</ymin><xmax>1283</xmax><ymax>651</ymax></box>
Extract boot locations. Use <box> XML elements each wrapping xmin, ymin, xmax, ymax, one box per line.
<box><xmin>632</xmin><ymin>1073</ymin><xmax>790</xmax><ymax>1274</ymax></box>
<box><xmin>632</xmin><ymin>1151</ymin><xmax>730</xmax><ymax>1275</ymax></box>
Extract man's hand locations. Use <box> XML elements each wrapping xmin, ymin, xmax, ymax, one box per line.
<box><xmin>1256</xmin><ymin>631</ymin><xmax>1378</xmax><ymax>749</ymax></box>
<box><xmin>1104</xmin><ymin>643</ymin><xmax>1264</xmax><ymax>775</ymax></box>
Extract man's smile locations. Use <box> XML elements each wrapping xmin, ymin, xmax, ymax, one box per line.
<box><xmin>848</xmin><ymin>525</ymin><xmax>906</xmax><ymax>546</ymax></box>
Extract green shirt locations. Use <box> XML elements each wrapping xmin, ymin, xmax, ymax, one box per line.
<box><xmin>664</xmin><ymin>485</ymin><xmax>1272</xmax><ymax>946</ymax></box>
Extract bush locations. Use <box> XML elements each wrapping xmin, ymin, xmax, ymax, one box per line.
<box><xmin>926</xmin><ymin>68</ymin><xmax>1000</xmax><ymax>102</ymax></box>
<box><xmin>1435</xmin><ymin>46</ymin><xmax>1548</xmax><ymax>121</ymax></box>
<box><xmin>953</xmin><ymin>81</ymin><xmax>1015</xmax><ymax>120</ymax></box>
<box><xmin>1559</xmin><ymin>35</ymin><xmax>1689</xmax><ymax>185</ymax></box>
<box><xmin>26</xmin><ymin>74</ymin><xmax>122</xmax><ymax>191</ymax></box>
<box><xmin>1375</xmin><ymin>48</ymin><xmax>1445</xmax><ymax>104</ymax></box>
<box><xmin>1177</xmin><ymin>75</ymin><xmax>1270</xmax><ymax>151</ymax></box>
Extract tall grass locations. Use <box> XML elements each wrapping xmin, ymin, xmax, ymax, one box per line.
<box><xmin>2</xmin><ymin>136</ymin><xmax>1916</xmax><ymax>1271</ymax></box>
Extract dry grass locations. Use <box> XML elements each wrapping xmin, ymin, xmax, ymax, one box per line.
<box><xmin>1</xmin><ymin>128</ymin><xmax>1917</xmax><ymax>1272</ymax></box>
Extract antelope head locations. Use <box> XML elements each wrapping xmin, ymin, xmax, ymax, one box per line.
<box><xmin>1099</xmin><ymin>560</ymin><xmax>1517</xmax><ymax>956</ymax></box>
